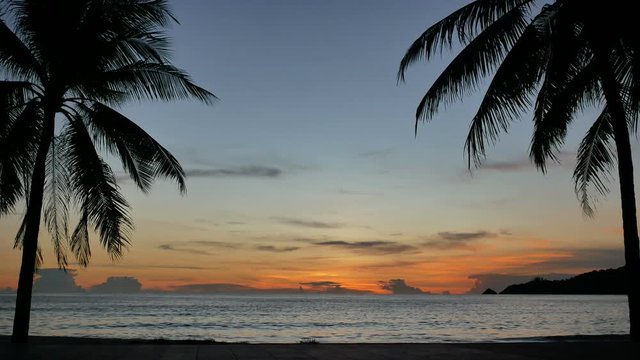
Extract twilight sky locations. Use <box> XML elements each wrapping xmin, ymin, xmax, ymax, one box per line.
<box><xmin>0</xmin><ymin>0</ymin><xmax>632</xmax><ymax>294</ymax></box>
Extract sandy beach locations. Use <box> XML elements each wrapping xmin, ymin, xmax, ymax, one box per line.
<box><xmin>1</xmin><ymin>336</ymin><xmax>638</xmax><ymax>360</ymax></box>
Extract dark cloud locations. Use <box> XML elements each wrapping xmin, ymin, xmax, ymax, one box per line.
<box><xmin>273</xmin><ymin>217</ymin><xmax>344</xmax><ymax>229</ymax></box>
<box><xmin>95</xmin><ymin>263</ymin><xmax>210</xmax><ymax>270</ymax></box>
<box><xmin>479</xmin><ymin>152</ymin><xmax>575</xmax><ymax>173</ymax></box>
<box><xmin>254</xmin><ymin>245</ymin><xmax>299</xmax><ymax>253</ymax></box>
<box><xmin>91</xmin><ymin>277</ymin><xmax>142</xmax><ymax>293</ymax></box>
<box><xmin>158</xmin><ymin>240</ymin><xmax>240</xmax><ymax>255</ymax></box>
<box><xmin>158</xmin><ymin>244</ymin><xmax>205</xmax><ymax>255</ymax></box>
<box><xmin>313</xmin><ymin>240</ymin><xmax>417</xmax><ymax>254</ymax></box>
<box><xmin>423</xmin><ymin>231</ymin><xmax>498</xmax><ymax>249</ymax></box>
<box><xmin>437</xmin><ymin>231</ymin><xmax>496</xmax><ymax>241</ymax></box>
<box><xmin>358</xmin><ymin>260</ymin><xmax>421</xmax><ymax>270</ymax></box>
<box><xmin>321</xmin><ymin>286</ymin><xmax>371</xmax><ymax>295</ymax></box>
<box><xmin>227</xmin><ymin>221</ymin><xmax>245</xmax><ymax>225</ymax></box>
<box><xmin>299</xmin><ymin>281</ymin><xmax>342</xmax><ymax>287</ymax></box>
<box><xmin>33</xmin><ymin>269</ymin><xmax>84</xmax><ymax>293</ymax></box>
<box><xmin>378</xmin><ymin>279</ymin><xmax>425</xmax><ymax>295</ymax></box>
<box><xmin>298</xmin><ymin>280</ymin><xmax>372</xmax><ymax>295</ymax></box>
<box><xmin>185</xmin><ymin>166</ymin><xmax>282</xmax><ymax>178</ymax></box>
<box><xmin>466</xmin><ymin>273</ymin><xmax>572</xmax><ymax>294</ymax></box>
<box><xmin>186</xmin><ymin>240</ymin><xmax>239</xmax><ymax>248</ymax></box>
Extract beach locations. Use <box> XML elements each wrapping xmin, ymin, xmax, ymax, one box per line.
<box><xmin>1</xmin><ymin>336</ymin><xmax>638</xmax><ymax>359</ymax></box>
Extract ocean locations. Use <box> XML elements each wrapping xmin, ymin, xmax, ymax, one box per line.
<box><xmin>0</xmin><ymin>294</ymin><xmax>629</xmax><ymax>343</ymax></box>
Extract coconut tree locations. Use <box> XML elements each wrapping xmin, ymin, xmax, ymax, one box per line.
<box><xmin>0</xmin><ymin>0</ymin><xmax>215</xmax><ymax>342</ymax></box>
<box><xmin>398</xmin><ymin>0</ymin><xmax>640</xmax><ymax>339</ymax></box>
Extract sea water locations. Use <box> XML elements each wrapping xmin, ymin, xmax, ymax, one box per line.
<box><xmin>0</xmin><ymin>294</ymin><xmax>629</xmax><ymax>342</ymax></box>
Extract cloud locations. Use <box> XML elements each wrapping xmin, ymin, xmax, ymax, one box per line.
<box><xmin>378</xmin><ymin>279</ymin><xmax>425</xmax><ymax>295</ymax></box>
<box><xmin>358</xmin><ymin>260</ymin><xmax>421</xmax><ymax>270</ymax></box>
<box><xmin>513</xmin><ymin>248</ymin><xmax>624</xmax><ymax>273</ymax></box>
<box><xmin>437</xmin><ymin>231</ymin><xmax>496</xmax><ymax>241</ymax></box>
<box><xmin>466</xmin><ymin>273</ymin><xmax>572</xmax><ymax>294</ymax></box>
<box><xmin>312</xmin><ymin>240</ymin><xmax>417</xmax><ymax>254</ymax></box>
<box><xmin>254</xmin><ymin>245</ymin><xmax>299</xmax><ymax>253</ymax></box>
<box><xmin>94</xmin><ymin>263</ymin><xmax>211</xmax><ymax>270</ymax></box>
<box><xmin>33</xmin><ymin>269</ymin><xmax>84</xmax><ymax>293</ymax></box>
<box><xmin>298</xmin><ymin>280</ymin><xmax>372</xmax><ymax>294</ymax></box>
<box><xmin>336</xmin><ymin>188</ymin><xmax>381</xmax><ymax>196</ymax></box>
<box><xmin>158</xmin><ymin>240</ymin><xmax>240</xmax><ymax>255</ymax></box>
<box><xmin>299</xmin><ymin>281</ymin><xmax>342</xmax><ymax>287</ymax></box>
<box><xmin>186</xmin><ymin>240</ymin><xmax>239</xmax><ymax>248</ymax></box>
<box><xmin>481</xmin><ymin>159</ymin><xmax>533</xmax><ymax>172</ymax></box>
<box><xmin>91</xmin><ymin>277</ymin><xmax>142</xmax><ymax>293</ymax></box>
<box><xmin>185</xmin><ymin>166</ymin><xmax>282</xmax><ymax>178</ymax></box>
<box><xmin>423</xmin><ymin>230</ymin><xmax>498</xmax><ymax>249</ymax></box>
<box><xmin>273</xmin><ymin>217</ymin><xmax>344</xmax><ymax>229</ymax></box>
<box><xmin>479</xmin><ymin>152</ymin><xmax>575</xmax><ymax>173</ymax></box>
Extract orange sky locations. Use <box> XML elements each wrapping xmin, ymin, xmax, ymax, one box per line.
<box><xmin>0</xmin><ymin>0</ymin><xmax>630</xmax><ymax>296</ymax></box>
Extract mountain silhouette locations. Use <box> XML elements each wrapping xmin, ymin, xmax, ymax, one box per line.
<box><xmin>500</xmin><ymin>267</ymin><xmax>626</xmax><ymax>295</ymax></box>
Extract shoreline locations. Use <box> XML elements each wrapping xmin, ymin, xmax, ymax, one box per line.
<box><xmin>0</xmin><ymin>333</ymin><xmax>631</xmax><ymax>345</ymax></box>
<box><xmin>2</xmin><ymin>335</ymin><xmax>638</xmax><ymax>359</ymax></box>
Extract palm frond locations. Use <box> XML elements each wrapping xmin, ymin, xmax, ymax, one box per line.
<box><xmin>414</xmin><ymin>5</ymin><xmax>529</xmax><ymax>126</ymax></box>
<box><xmin>77</xmin><ymin>61</ymin><xmax>216</xmax><ymax>104</ymax></box>
<box><xmin>573</xmin><ymin>108</ymin><xmax>616</xmax><ymax>216</ymax></box>
<box><xmin>0</xmin><ymin>16</ymin><xmax>42</xmax><ymax>81</ymax></box>
<box><xmin>398</xmin><ymin>0</ymin><xmax>534</xmax><ymax>82</ymax></box>
<box><xmin>43</xmin><ymin>135</ymin><xmax>71</xmax><ymax>268</ymax></box>
<box><xmin>82</xmin><ymin>101</ymin><xmax>186</xmax><ymax>193</ymax></box>
<box><xmin>0</xmin><ymin>101</ymin><xmax>41</xmax><ymax>215</ymax></box>
<box><xmin>70</xmin><ymin>210</ymin><xmax>91</xmax><ymax>267</ymax></box>
<box><xmin>64</xmin><ymin>114</ymin><xmax>133</xmax><ymax>261</ymax></box>
<box><xmin>463</xmin><ymin>9</ymin><xmax>554</xmax><ymax>167</ymax></box>
<box><xmin>530</xmin><ymin>58</ymin><xmax>600</xmax><ymax>171</ymax></box>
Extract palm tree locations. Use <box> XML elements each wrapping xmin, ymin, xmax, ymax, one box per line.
<box><xmin>0</xmin><ymin>0</ymin><xmax>215</xmax><ymax>342</ymax></box>
<box><xmin>398</xmin><ymin>0</ymin><xmax>640</xmax><ymax>339</ymax></box>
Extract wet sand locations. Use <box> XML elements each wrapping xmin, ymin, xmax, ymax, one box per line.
<box><xmin>1</xmin><ymin>335</ymin><xmax>638</xmax><ymax>359</ymax></box>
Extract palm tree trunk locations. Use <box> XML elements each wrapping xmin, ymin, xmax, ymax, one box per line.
<box><xmin>597</xmin><ymin>54</ymin><xmax>640</xmax><ymax>341</ymax></box>
<box><xmin>11</xmin><ymin>107</ymin><xmax>55</xmax><ymax>343</ymax></box>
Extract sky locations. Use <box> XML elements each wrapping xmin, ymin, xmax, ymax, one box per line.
<box><xmin>0</xmin><ymin>0</ymin><xmax>633</xmax><ymax>295</ymax></box>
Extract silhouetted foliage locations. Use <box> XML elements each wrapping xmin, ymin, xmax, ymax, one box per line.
<box><xmin>0</xmin><ymin>0</ymin><xmax>214</xmax><ymax>342</ymax></box>
<box><xmin>501</xmin><ymin>268</ymin><xmax>627</xmax><ymax>294</ymax></box>
<box><xmin>399</xmin><ymin>0</ymin><xmax>640</xmax><ymax>339</ymax></box>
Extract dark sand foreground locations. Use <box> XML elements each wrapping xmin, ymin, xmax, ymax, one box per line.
<box><xmin>1</xmin><ymin>336</ymin><xmax>638</xmax><ymax>360</ymax></box>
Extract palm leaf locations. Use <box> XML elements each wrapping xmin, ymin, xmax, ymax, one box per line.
<box><xmin>43</xmin><ymin>135</ymin><xmax>71</xmax><ymax>268</ymax></box>
<box><xmin>530</xmin><ymin>58</ymin><xmax>601</xmax><ymax>171</ymax></box>
<box><xmin>83</xmin><ymin>101</ymin><xmax>186</xmax><ymax>193</ymax></box>
<box><xmin>414</xmin><ymin>5</ymin><xmax>529</xmax><ymax>124</ymax></box>
<box><xmin>573</xmin><ymin>108</ymin><xmax>616</xmax><ymax>216</ymax></box>
<box><xmin>464</xmin><ymin>5</ymin><xmax>555</xmax><ymax>167</ymax></box>
<box><xmin>77</xmin><ymin>61</ymin><xmax>216</xmax><ymax>104</ymax></box>
<box><xmin>0</xmin><ymin>16</ymin><xmax>42</xmax><ymax>81</ymax></box>
<box><xmin>70</xmin><ymin>210</ymin><xmax>91</xmax><ymax>267</ymax></box>
<box><xmin>398</xmin><ymin>0</ymin><xmax>534</xmax><ymax>82</ymax></box>
<box><xmin>64</xmin><ymin>114</ymin><xmax>133</xmax><ymax>261</ymax></box>
<box><xmin>0</xmin><ymin>101</ymin><xmax>41</xmax><ymax>215</ymax></box>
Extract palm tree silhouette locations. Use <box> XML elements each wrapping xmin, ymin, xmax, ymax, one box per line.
<box><xmin>0</xmin><ymin>0</ymin><xmax>215</xmax><ymax>342</ymax></box>
<box><xmin>399</xmin><ymin>1</ymin><xmax>640</xmax><ymax>339</ymax></box>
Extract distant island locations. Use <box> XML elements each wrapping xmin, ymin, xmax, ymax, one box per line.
<box><xmin>497</xmin><ymin>267</ymin><xmax>626</xmax><ymax>295</ymax></box>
